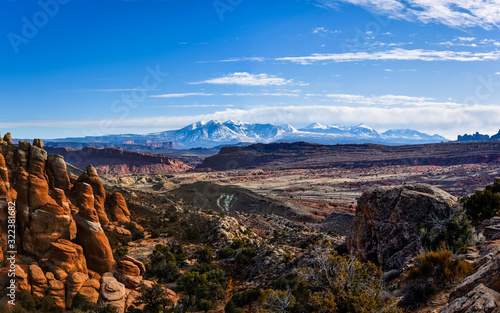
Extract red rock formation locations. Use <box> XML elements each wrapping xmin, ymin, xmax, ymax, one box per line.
<box><xmin>74</xmin><ymin>183</ymin><xmax>116</xmax><ymax>274</ymax></box>
<box><xmin>47</xmin><ymin>154</ymin><xmax>72</xmax><ymax>192</ymax></box>
<box><xmin>48</xmin><ymin>278</ymin><xmax>66</xmax><ymax>312</ymax></box>
<box><xmin>76</xmin><ymin>165</ymin><xmax>110</xmax><ymax>226</ymax></box>
<box><xmin>105</xmin><ymin>192</ymin><xmax>131</xmax><ymax>223</ymax></box>
<box><xmin>29</xmin><ymin>264</ymin><xmax>48</xmax><ymax>298</ymax></box>
<box><xmin>40</xmin><ymin>239</ymin><xmax>88</xmax><ymax>281</ymax></box>
<box><xmin>0</xmin><ymin>137</ymin><xmax>149</xmax><ymax>310</ymax></box>
<box><xmin>114</xmin><ymin>256</ymin><xmax>145</xmax><ymax>289</ymax></box>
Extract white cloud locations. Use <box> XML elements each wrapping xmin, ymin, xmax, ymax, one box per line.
<box><xmin>312</xmin><ymin>27</ymin><xmax>340</xmax><ymax>34</ymax></box>
<box><xmin>153</xmin><ymin>104</ymin><xmax>235</xmax><ymax>108</ymax></box>
<box><xmin>435</xmin><ymin>36</ymin><xmax>499</xmax><ymax>47</ymax></box>
<box><xmin>325</xmin><ymin>93</ymin><xmax>461</xmax><ymax>107</ymax></box>
<box><xmin>150</xmin><ymin>92</ymin><xmax>214</xmax><ymax>98</ymax></box>
<box><xmin>221</xmin><ymin>92</ymin><xmax>300</xmax><ymax>97</ymax></box>
<box><xmin>276</xmin><ymin>48</ymin><xmax>500</xmax><ymax>64</ymax></box>
<box><xmin>190</xmin><ymin>72</ymin><xmax>308</xmax><ymax>86</ymax></box>
<box><xmin>458</xmin><ymin>37</ymin><xmax>476</xmax><ymax>42</ymax></box>
<box><xmin>76</xmin><ymin>88</ymin><xmax>149</xmax><ymax>92</ymax></box>
<box><xmin>316</xmin><ymin>0</ymin><xmax>500</xmax><ymax>29</ymax></box>
<box><xmin>197</xmin><ymin>57</ymin><xmax>266</xmax><ymax>63</ymax></box>
<box><xmin>6</xmin><ymin>104</ymin><xmax>500</xmax><ymax>139</ymax></box>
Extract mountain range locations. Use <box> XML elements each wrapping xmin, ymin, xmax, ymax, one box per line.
<box><xmin>46</xmin><ymin>120</ymin><xmax>447</xmax><ymax>148</ymax></box>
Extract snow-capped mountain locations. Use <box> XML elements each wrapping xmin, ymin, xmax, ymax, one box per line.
<box><xmin>152</xmin><ymin>120</ymin><xmax>291</xmax><ymax>147</ymax></box>
<box><xmin>48</xmin><ymin>120</ymin><xmax>447</xmax><ymax>148</ymax></box>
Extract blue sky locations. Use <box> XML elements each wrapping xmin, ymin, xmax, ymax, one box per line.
<box><xmin>1</xmin><ymin>0</ymin><xmax>500</xmax><ymax>139</ymax></box>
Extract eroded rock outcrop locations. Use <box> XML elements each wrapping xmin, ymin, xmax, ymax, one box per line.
<box><xmin>77</xmin><ymin>165</ymin><xmax>110</xmax><ymax>226</ymax></box>
<box><xmin>114</xmin><ymin>255</ymin><xmax>145</xmax><ymax>289</ymax></box>
<box><xmin>105</xmin><ymin>192</ymin><xmax>131</xmax><ymax>223</ymax></box>
<box><xmin>347</xmin><ymin>184</ymin><xmax>456</xmax><ymax>271</ymax></box>
<box><xmin>40</xmin><ymin>239</ymin><xmax>88</xmax><ymax>281</ymax></box>
<box><xmin>29</xmin><ymin>264</ymin><xmax>48</xmax><ymax>297</ymax></box>
<box><xmin>74</xmin><ymin>183</ymin><xmax>116</xmax><ymax>274</ymax></box>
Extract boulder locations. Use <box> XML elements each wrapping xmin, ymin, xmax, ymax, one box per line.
<box><xmin>79</xmin><ymin>286</ymin><xmax>100</xmax><ymax>303</ymax></box>
<box><xmin>99</xmin><ymin>273</ymin><xmax>126</xmax><ymax>313</ymax></box>
<box><xmin>15</xmin><ymin>265</ymin><xmax>30</xmax><ymax>293</ymax></box>
<box><xmin>347</xmin><ymin>184</ymin><xmax>456</xmax><ymax>271</ymax></box>
<box><xmin>114</xmin><ymin>256</ymin><xmax>145</xmax><ymax>289</ymax></box>
<box><xmin>33</xmin><ymin>138</ymin><xmax>44</xmax><ymax>149</ymax></box>
<box><xmin>451</xmin><ymin>251</ymin><xmax>500</xmax><ymax>299</ymax></box>
<box><xmin>48</xmin><ymin>279</ymin><xmax>66</xmax><ymax>312</ymax></box>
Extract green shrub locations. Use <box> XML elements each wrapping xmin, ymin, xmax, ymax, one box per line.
<box><xmin>235</xmin><ymin>247</ymin><xmax>257</xmax><ymax>265</ymax></box>
<box><xmin>197</xmin><ymin>246</ymin><xmax>214</xmax><ymax>264</ymax></box>
<box><xmin>230</xmin><ymin>239</ymin><xmax>245</xmax><ymax>250</ymax></box>
<box><xmin>176</xmin><ymin>264</ymin><xmax>228</xmax><ymax>312</ymax></box>
<box><xmin>130</xmin><ymin>284</ymin><xmax>172</xmax><ymax>313</ymax></box>
<box><xmin>71</xmin><ymin>292</ymin><xmax>118</xmax><ymax>313</ymax></box>
<box><xmin>13</xmin><ymin>290</ymin><xmax>58</xmax><ymax>313</ymax></box>
<box><xmin>122</xmin><ymin>222</ymin><xmax>145</xmax><ymax>241</ymax></box>
<box><xmin>407</xmin><ymin>248</ymin><xmax>473</xmax><ymax>284</ymax></box>
<box><xmin>113</xmin><ymin>246</ymin><xmax>129</xmax><ymax>262</ymax></box>
<box><xmin>462</xmin><ymin>189</ymin><xmax>500</xmax><ymax>223</ymax></box>
<box><xmin>420</xmin><ymin>210</ymin><xmax>475</xmax><ymax>252</ymax></box>
<box><xmin>150</xmin><ymin>229</ymin><xmax>161</xmax><ymax>239</ymax></box>
<box><xmin>229</xmin><ymin>289</ymin><xmax>260</xmax><ymax>309</ymax></box>
<box><xmin>186</xmin><ymin>225</ymin><xmax>202</xmax><ymax>241</ymax></box>
<box><xmin>145</xmin><ymin>244</ymin><xmax>181</xmax><ymax>283</ymax></box>
<box><xmin>217</xmin><ymin>247</ymin><xmax>235</xmax><ymax>260</ymax></box>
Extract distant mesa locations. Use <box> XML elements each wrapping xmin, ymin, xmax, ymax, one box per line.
<box><xmin>197</xmin><ymin>141</ymin><xmax>500</xmax><ymax>171</ymax></box>
<box><xmin>457</xmin><ymin>130</ymin><xmax>500</xmax><ymax>142</ymax></box>
<box><xmin>44</xmin><ymin>147</ymin><xmax>192</xmax><ymax>175</ymax></box>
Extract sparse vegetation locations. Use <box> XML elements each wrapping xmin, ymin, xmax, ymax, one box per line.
<box><xmin>259</xmin><ymin>247</ymin><xmax>401</xmax><ymax>313</ymax></box>
<box><xmin>144</xmin><ymin>244</ymin><xmax>181</xmax><ymax>283</ymax></box>
<box><xmin>399</xmin><ymin>247</ymin><xmax>474</xmax><ymax>309</ymax></box>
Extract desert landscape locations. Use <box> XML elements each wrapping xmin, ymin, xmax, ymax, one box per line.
<box><xmin>4</xmin><ymin>0</ymin><xmax>500</xmax><ymax>312</ymax></box>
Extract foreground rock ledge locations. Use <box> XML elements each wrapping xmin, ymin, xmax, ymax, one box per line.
<box><xmin>347</xmin><ymin>184</ymin><xmax>456</xmax><ymax>271</ymax></box>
